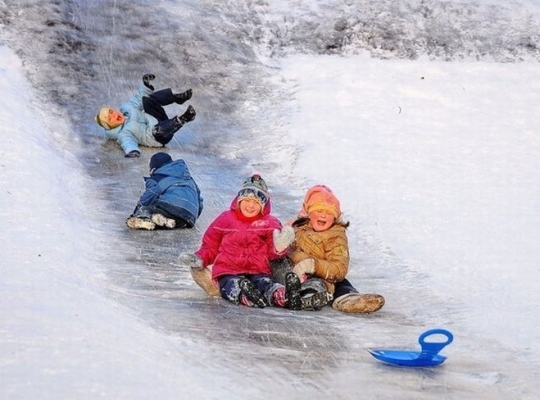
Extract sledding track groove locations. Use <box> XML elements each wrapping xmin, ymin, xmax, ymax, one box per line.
<box><xmin>2</xmin><ymin>1</ymin><xmax>538</xmax><ymax>398</ymax></box>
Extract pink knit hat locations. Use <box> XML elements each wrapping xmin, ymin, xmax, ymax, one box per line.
<box><xmin>299</xmin><ymin>185</ymin><xmax>341</xmax><ymax>219</ymax></box>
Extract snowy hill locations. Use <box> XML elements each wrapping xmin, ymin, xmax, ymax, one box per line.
<box><xmin>1</xmin><ymin>0</ymin><xmax>539</xmax><ymax>398</ymax></box>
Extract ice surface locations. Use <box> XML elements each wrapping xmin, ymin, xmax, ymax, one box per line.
<box><xmin>1</xmin><ymin>0</ymin><xmax>539</xmax><ymax>398</ymax></box>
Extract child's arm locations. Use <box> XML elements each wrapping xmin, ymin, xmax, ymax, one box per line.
<box><xmin>272</xmin><ymin>225</ymin><xmax>295</xmax><ymax>254</ymax></box>
<box><xmin>266</xmin><ymin>218</ymin><xmax>292</xmax><ymax>259</ymax></box>
<box><xmin>195</xmin><ymin>212</ymin><xmax>226</xmax><ymax>266</ymax></box>
<box><xmin>290</xmin><ymin>230</ymin><xmax>350</xmax><ymax>283</ymax></box>
<box><xmin>139</xmin><ymin>178</ymin><xmax>160</xmax><ymax>206</ymax></box>
<box><xmin>115</xmin><ymin>122</ymin><xmax>141</xmax><ymax>155</ymax></box>
<box><xmin>312</xmin><ymin>234</ymin><xmax>349</xmax><ymax>282</ymax></box>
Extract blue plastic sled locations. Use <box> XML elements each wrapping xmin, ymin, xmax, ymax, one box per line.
<box><xmin>368</xmin><ymin>328</ymin><xmax>454</xmax><ymax>367</ymax></box>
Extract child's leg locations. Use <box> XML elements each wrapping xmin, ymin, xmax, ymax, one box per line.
<box><xmin>125</xmin><ymin>204</ymin><xmax>156</xmax><ymax>230</ymax></box>
<box><xmin>269</xmin><ymin>258</ymin><xmax>293</xmax><ymax>285</ymax></box>
<box><xmin>218</xmin><ymin>275</ymin><xmax>267</xmax><ymax>308</ymax></box>
<box><xmin>299</xmin><ymin>278</ymin><xmax>332</xmax><ymax>311</ymax></box>
<box><xmin>239</xmin><ymin>278</ymin><xmax>268</xmax><ymax>308</ymax></box>
<box><xmin>284</xmin><ymin>272</ymin><xmax>302</xmax><ymax>310</ymax></box>
<box><xmin>142</xmin><ymin>91</ymin><xmax>172</xmax><ymax>121</ymax></box>
<box><xmin>150</xmin><ymin>88</ymin><xmax>176</xmax><ymax>104</ymax></box>
<box><xmin>152</xmin><ymin>205</ymin><xmax>189</xmax><ymax>229</ymax></box>
<box><xmin>217</xmin><ymin>275</ymin><xmax>244</xmax><ymax>305</ymax></box>
<box><xmin>250</xmin><ymin>274</ymin><xmax>286</xmax><ymax>308</ymax></box>
<box><xmin>143</xmin><ymin>88</ymin><xmax>193</xmax><ymax>120</ymax></box>
<box><xmin>151</xmin><ymin>105</ymin><xmax>196</xmax><ymax>145</ymax></box>
<box><xmin>269</xmin><ymin>259</ymin><xmax>302</xmax><ymax>309</ymax></box>
<box><xmin>146</xmin><ymin>88</ymin><xmax>191</xmax><ymax>106</ymax></box>
<box><xmin>150</xmin><ymin>207</ymin><xmax>187</xmax><ymax>229</ymax></box>
<box><xmin>333</xmin><ymin>278</ymin><xmax>359</xmax><ymax>299</ymax></box>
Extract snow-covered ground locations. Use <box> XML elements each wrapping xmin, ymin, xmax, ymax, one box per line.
<box><xmin>1</xmin><ymin>0</ymin><xmax>540</xmax><ymax>398</ymax></box>
<box><xmin>274</xmin><ymin>54</ymin><xmax>540</xmax><ymax>354</ymax></box>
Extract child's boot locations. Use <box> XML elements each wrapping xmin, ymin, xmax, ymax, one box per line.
<box><xmin>299</xmin><ymin>278</ymin><xmax>331</xmax><ymax>310</ymax></box>
<box><xmin>331</xmin><ymin>293</ymin><xmax>385</xmax><ymax>313</ymax></box>
<box><xmin>126</xmin><ymin>217</ymin><xmax>155</xmax><ymax>230</ymax></box>
<box><xmin>152</xmin><ymin>213</ymin><xmax>176</xmax><ymax>229</ymax></box>
<box><xmin>301</xmin><ymin>291</ymin><xmax>332</xmax><ymax>311</ymax></box>
<box><xmin>284</xmin><ymin>272</ymin><xmax>302</xmax><ymax>310</ymax></box>
<box><xmin>239</xmin><ymin>278</ymin><xmax>268</xmax><ymax>308</ymax></box>
<box><xmin>173</xmin><ymin>89</ymin><xmax>192</xmax><ymax>104</ymax></box>
<box><xmin>176</xmin><ymin>105</ymin><xmax>196</xmax><ymax>124</ymax></box>
<box><xmin>126</xmin><ymin>205</ymin><xmax>156</xmax><ymax>230</ymax></box>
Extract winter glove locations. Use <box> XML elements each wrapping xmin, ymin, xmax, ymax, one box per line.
<box><xmin>142</xmin><ymin>73</ymin><xmax>156</xmax><ymax>90</ymax></box>
<box><xmin>125</xmin><ymin>150</ymin><xmax>141</xmax><ymax>158</ymax></box>
<box><xmin>292</xmin><ymin>258</ymin><xmax>315</xmax><ymax>282</ymax></box>
<box><xmin>178</xmin><ymin>253</ymin><xmax>203</xmax><ymax>270</ymax></box>
<box><xmin>273</xmin><ymin>226</ymin><xmax>295</xmax><ymax>253</ymax></box>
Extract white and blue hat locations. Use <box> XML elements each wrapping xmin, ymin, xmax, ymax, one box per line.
<box><xmin>237</xmin><ymin>174</ymin><xmax>270</xmax><ymax>207</ymax></box>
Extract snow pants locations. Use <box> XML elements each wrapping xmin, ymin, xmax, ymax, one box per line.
<box><xmin>142</xmin><ymin>88</ymin><xmax>183</xmax><ymax>145</ymax></box>
<box><xmin>270</xmin><ymin>257</ymin><xmax>358</xmax><ymax>302</ymax></box>
<box><xmin>218</xmin><ymin>274</ymin><xmax>281</xmax><ymax>305</ymax></box>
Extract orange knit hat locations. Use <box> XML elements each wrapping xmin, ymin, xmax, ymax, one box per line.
<box><xmin>300</xmin><ymin>185</ymin><xmax>341</xmax><ymax>219</ymax></box>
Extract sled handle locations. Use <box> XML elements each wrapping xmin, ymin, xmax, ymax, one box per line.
<box><xmin>418</xmin><ymin>329</ymin><xmax>454</xmax><ymax>359</ymax></box>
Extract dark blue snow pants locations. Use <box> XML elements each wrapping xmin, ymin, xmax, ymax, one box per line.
<box><xmin>333</xmin><ymin>278</ymin><xmax>359</xmax><ymax>298</ymax></box>
<box><xmin>142</xmin><ymin>88</ymin><xmax>183</xmax><ymax>145</ymax></box>
<box><xmin>218</xmin><ymin>274</ymin><xmax>278</xmax><ymax>305</ymax></box>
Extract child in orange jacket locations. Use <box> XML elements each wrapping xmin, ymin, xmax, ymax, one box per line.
<box><xmin>276</xmin><ymin>185</ymin><xmax>385</xmax><ymax>313</ymax></box>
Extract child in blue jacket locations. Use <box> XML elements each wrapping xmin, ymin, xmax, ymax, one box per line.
<box><xmin>95</xmin><ymin>74</ymin><xmax>195</xmax><ymax>157</ymax></box>
<box><xmin>126</xmin><ymin>152</ymin><xmax>203</xmax><ymax>230</ymax></box>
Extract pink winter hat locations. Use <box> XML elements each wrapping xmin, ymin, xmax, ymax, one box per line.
<box><xmin>300</xmin><ymin>185</ymin><xmax>341</xmax><ymax>219</ymax></box>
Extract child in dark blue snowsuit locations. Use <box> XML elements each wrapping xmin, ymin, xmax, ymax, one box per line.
<box><xmin>126</xmin><ymin>152</ymin><xmax>203</xmax><ymax>230</ymax></box>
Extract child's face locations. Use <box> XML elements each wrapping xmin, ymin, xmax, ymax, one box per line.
<box><xmin>106</xmin><ymin>108</ymin><xmax>125</xmax><ymax>128</ymax></box>
<box><xmin>239</xmin><ymin>198</ymin><xmax>262</xmax><ymax>218</ymax></box>
<box><xmin>309</xmin><ymin>209</ymin><xmax>335</xmax><ymax>232</ymax></box>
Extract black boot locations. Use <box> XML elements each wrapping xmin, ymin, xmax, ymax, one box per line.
<box><xmin>301</xmin><ymin>291</ymin><xmax>332</xmax><ymax>311</ymax></box>
<box><xmin>173</xmin><ymin>89</ymin><xmax>192</xmax><ymax>104</ymax></box>
<box><xmin>153</xmin><ymin>106</ymin><xmax>196</xmax><ymax>145</ymax></box>
<box><xmin>176</xmin><ymin>105</ymin><xmax>196</xmax><ymax>124</ymax></box>
<box><xmin>285</xmin><ymin>272</ymin><xmax>302</xmax><ymax>310</ymax></box>
<box><xmin>299</xmin><ymin>278</ymin><xmax>332</xmax><ymax>310</ymax></box>
<box><xmin>239</xmin><ymin>278</ymin><xmax>268</xmax><ymax>308</ymax></box>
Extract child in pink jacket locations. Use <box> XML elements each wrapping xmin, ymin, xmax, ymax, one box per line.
<box><xmin>179</xmin><ymin>174</ymin><xmax>298</xmax><ymax>308</ymax></box>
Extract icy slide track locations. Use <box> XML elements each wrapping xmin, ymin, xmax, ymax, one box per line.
<box><xmin>1</xmin><ymin>0</ymin><xmax>539</xmax><ymax>398</ymax></box>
